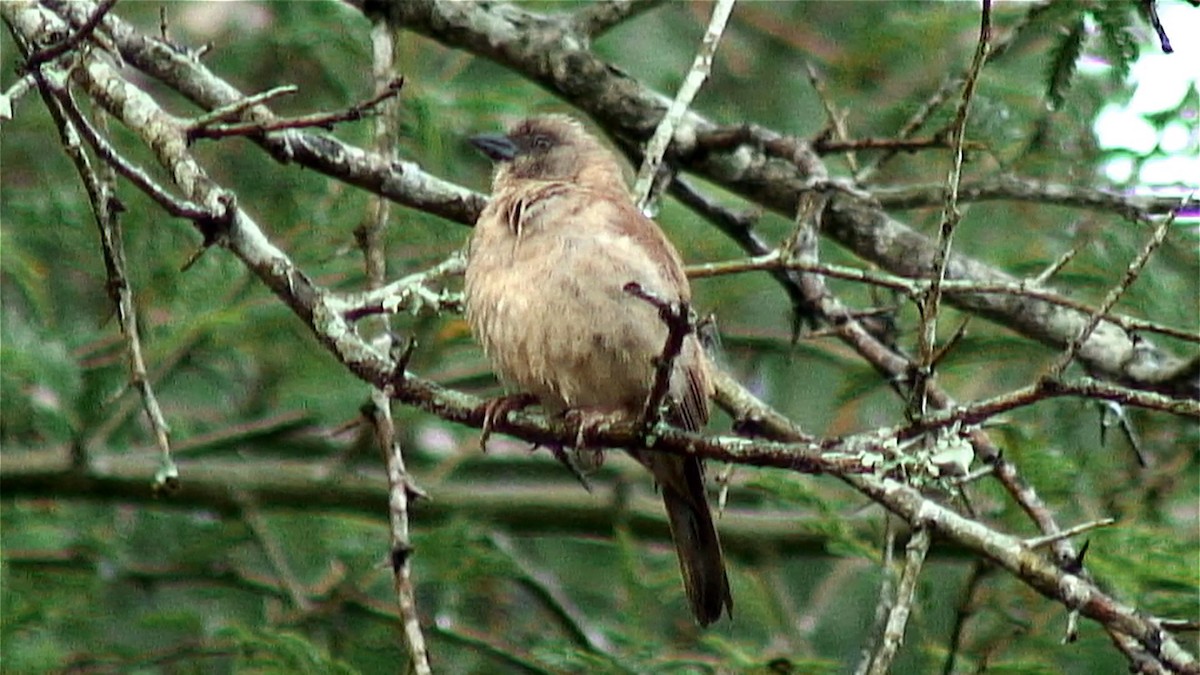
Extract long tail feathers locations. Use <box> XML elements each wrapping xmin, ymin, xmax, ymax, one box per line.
<box><xmin>654</xmin><ymin>455</ymin><xmax>732</xmax><ymax>626</ymax></box>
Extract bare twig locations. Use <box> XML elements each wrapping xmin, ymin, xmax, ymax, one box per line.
<box><xmin>623</xmin><ymin>282</ymin><xmax>693</xmax><ymax>426</ymax></box>
<box><xmin>28</xmin><ymin>54</ymin><xmax>179</xmax><ymax>491</ymax></box>
<box><xmin>914</xmin><ymin>0</ymin><xmax>993</xmax><ymax>416</ymax></box>
<box><xmin>22</xmin><ymin>0</ymin><xmax>116</xmax><ymax>71</ymax></box>
<box><xmin>189</xmin><ymin>77</ymin><xmax>404</xmax><ymax>141</ymax></box>
<box><xmin>865</xmin><ymin>527</ymin><xmax>932</xmax><ymax>675</ymax></box>
<box><xmin>873</xmin><ymin>175</ymin><xmax>1181</xmax><ymax>222</ymax></box>
<box><xmin>805</xmin><ymin>62</ymin><xmax>858</xmax><ymax>173</ymax></box>
<box><xmin>360</xmin><ymin>21</ymin><xmax>430</xmax><ymax>675</ymax></box>
<box><xmin>488</xmin><ymin>532</ymin><xmax>614</xmax><ymax>656</ymax></box>
<box><xmin>235</xmin><ymin>491</ymin><xmax>313</xmax><ymax>611</ymax></box>
<box><xmin>570</xmin><ymin>0</ymin><xmax>667</xmax><ymax>37</ymax></box>
<box><xmin>855</xmin><ymin>73</ymin><xmax>961</xmax><ymax>183</ymax></box>
<box><xmin>1046</xmin><ymin>206</ymin><xmax>1184</xmax><ymax>379</ymax></box>
<box><xmin>1025</xmin><ymin>518</ymin><xmax>1117</xmax><ymax>549</ymax></box>
<box><xmin>855</xmin><ymin>521</ymin><xmax>898</xmax><ymax>675</ymax></box>
<box><xmin>632</xmin><ymin>0</ymin><xmax>736</xmax><ymax>210</ymax></box>
<box><xmin>188</xmin><ymin>84</ymin><xmax>299</xmax><ymax>130</ymax></box>
<box><xmin>816</xmin><ymin>135</ymin><xmax>975</xmax><ymax>155</ymax></box>
<box><xmin>941</xmin><ymin>560</ymin><xmax>993</xmax><ymax>675</ymax></box>
<box><xmin>687</xmin><ymin>253</ymin><xmax>1199</xmax><ymax>345</ymax></box>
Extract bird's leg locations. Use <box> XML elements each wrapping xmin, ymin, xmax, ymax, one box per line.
<box><xmin>479</xmin><ymin>392</ymin><xmax>539</xmax><ymax>452</ymax></box>
<box><xmin>554</xmin><ymin>408</ymin><xmax>622</xmax><ymax>491</ymax></box>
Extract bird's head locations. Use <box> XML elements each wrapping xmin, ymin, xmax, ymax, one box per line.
<box><xmin>470</xmin><ymin>115</ymin><xmax>625</xmax><ymax>190</ymax></box>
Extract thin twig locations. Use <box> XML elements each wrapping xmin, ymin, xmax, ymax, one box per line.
<box><xmin>623</xmin><ymin>282</ymin><xmax>693</xmax><ymax>426</ymax></box>
<box><xmin>865</xmin><ymin>527</ymin><xmax>932</xmax><ymax>675</ymax></box>
<box><xmin>873</xmin><ymin>175</ymin><xmax>1181</xmax><ymax>222</ymax></box>
<box><xmin>941</xmin><ymin>560</ymin><xmax>992</xmax><ymax>675</ymax></box>
<box><xmin>805</xmin><ymin>62</ymin><xmax>858</xmax><ymax>173</ymax></box>
<box><xmin>488</xmin><ymin>532</ymin><xmax>614</xmax><ymax>656</ymax></box>
<box><xmin>22</xmin><ymin>0</ymin><xmax>117</xmax><ymax>71</ymax></box>
<box><xmin>189</xmin><ymin>77</ymin><xmax>404</xmax><ymax>140</ymax></box>
<box><xmin>360</xmin><ymin>21</ymin><xmax>431</xmax><ymax>675</ymax></box>
<box><xmin>188</xmin><ymin>85</ymin><xmax>299</xmax><ymax>130</ymax></box>
<box><xmin>855</xmin><ymin>520</ymin><xmax>897</xmax><ymax>675</ymax></box>
<box><xmin>687</xmin><ymin>254</ymin><xmax>1200</xmax><ymax>345</ymax></box>
<box><xmin>632</xmin><ymin>0</ymin><xmax>736</xmax><ymax>210</ymax></box>
<box><xmin>32</xmin><ymin>63</ymin><xmax>179</xmax><ymax>490</ymax></box>
<box><xmin>1045</xmin><ymin>206</ymin><xmax>1184</xmax><ymax>379</ymax></box>
<box><xmin>816</xmin><ymin>135</ymin><xmax>976</xmax><ymax>155</ymax></box>
<box><xmin>854</xmin><ymin>73</ymin><xmax>961</xmax><ymax>183</ymax></box>
<box><xmin>913</xmin><ymin>0</ymin><xmax>993</xmax><ymax>416</ymax></box>
<box><xmin>1025</xmin><ymin>518</ymin><xmax>1117</xmax><ymax>549</ymax></box>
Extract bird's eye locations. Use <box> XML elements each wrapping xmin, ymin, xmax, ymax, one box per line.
<box><xmin>531</xmin><ymin>135</ymin><xmax>553</xmax><ymax>151</ymax></box>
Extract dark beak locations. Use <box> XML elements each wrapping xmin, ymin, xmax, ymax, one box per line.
<box><xmin>469</xmin><ymin>133</ymin><xmax>519</xmax><ymax>162</ymax></box>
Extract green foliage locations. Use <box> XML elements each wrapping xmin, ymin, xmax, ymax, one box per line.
<box><xmin>220</xmin><ymin>626</ymin><xmax>360</xmax><ymax>675</ymax></box>
<box><xmin>0</xmin><ymin>310</ymin><xmax>81</xmax><ymax>444</ymax></box>
<box><xmin>1090</xmin><ymin>2</ymin><xmax>1140</xmax><ymax>85</ymax></box>
<box><xmin>1045</xmin><ymin>16</ymin><xmax>1087</xmax><ymax>112</ymax></box>
<box><xmin>2</xmin><ymin>1</ymin><xmax>1195</xmax><ymax>674</ymax></box>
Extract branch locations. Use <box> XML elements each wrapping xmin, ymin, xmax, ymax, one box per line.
<box><xmin>10</xmin><ymin>3</ymin><xmax>1194</xmax><ymax>669</ymax></box>
<box><xmin>345</xmin><ymin>0</ymin><xmax>1191</xmax><ymax>393</ymax></box>
<box><xmin>687</xmin><ymin>253</ymin><xmax>1199</xmax><ymax>346</ymax></box>
<box><xmin>569</xmin><ymin>0</ymin><xmax>667</xmax><ymax>38</ymax></box>
<box><xmin>631</xmin><ymin>0</ymin><xmax>735</xmax><ymax>210</ymax></box>
<box><xmin>0</xmin><ymin>451</ymin><xmax>903</xmax><ymax>561</ymax></box>
<box><xmin>46</xmin><ymin>0</ymin><xmax>1191</xmax><ymax>394</ymax></box>
<box><xmin>874</xmin><ymin>174</ymin><xmax>1183</xmax><ymax>221</ymax></box>
<box><xmin>847</xmin><ymin>472</ymin><xmax>1195</xmax><ymax>673</ymax></box>
<box><xmin>913</xmin><ymin>0</ymin><xmax>992</xmax><ymax>415</ymax></box>
<box><xmin>20</xmin><ymin>25</ymin><xmax>179</xmax><ymax>492</ymax></box>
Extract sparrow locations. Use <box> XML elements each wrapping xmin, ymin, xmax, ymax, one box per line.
<box><xmin>464</xmin><ymin>114</ymin><xmax>732</xmax><ymax>625</ymax></box>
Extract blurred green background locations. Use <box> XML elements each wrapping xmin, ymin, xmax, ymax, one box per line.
<box><xmin>2</xmin><ymin>1</ymin><xmax>1196</xmax><ymax>673</ymax></box>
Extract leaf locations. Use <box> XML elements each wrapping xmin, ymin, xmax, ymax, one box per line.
<box><xmin>1090</xmin><ymin>2</ymin><xmax>1139</xmax><ymax>84</ymax></box>
<box><xmin>1045</xmin><ymin>17</ymin><xmax>1087</xmax><ymax>111</ymax></box>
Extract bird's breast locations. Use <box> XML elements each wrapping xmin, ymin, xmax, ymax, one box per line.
<box><xmin>466</xmin><ymin>224</ymin><xmax>670</xmax><ymax>413</ymax></box>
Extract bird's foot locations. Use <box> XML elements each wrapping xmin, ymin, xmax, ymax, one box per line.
<box><xmin>535</xmin><ymin>442</ymin><xmax>599</xmax><ymax>493</ymax></box>
<box><xmin>553</xmin><ymin>408</ymin><xmax>621</xmax><ymax>491</ymax></box>
<box><xmin>480</xmin><ymin>393</ymin><xmax>539</xmax><ymax>452</ymax></box>
<box><xmin>562</xmin><ymin>408</ymin><xmax>622</xmax><ymax>450</ymax></box>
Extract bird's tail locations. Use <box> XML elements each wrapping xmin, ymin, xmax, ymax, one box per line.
<box><xmin>650</xmin><ymin>454</ymin><xmax>732</xmax><ymax>626</ymax></box>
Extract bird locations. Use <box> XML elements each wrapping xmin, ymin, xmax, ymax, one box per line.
<box><xmin>464</xmin><ymin>114</ymin><xmax>732</xmax><ymax>626</ymax></box>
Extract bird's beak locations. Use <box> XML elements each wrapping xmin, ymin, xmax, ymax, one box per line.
<box><xmin>469</xmin><ymin>133</ymin><xmax>519</xmax><ymax>162</ymax></box>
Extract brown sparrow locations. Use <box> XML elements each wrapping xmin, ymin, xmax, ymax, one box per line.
<box><xmin>464</xmin><ymin>115</ymin><xmax>731</xmax><ymax>625</ymax></box>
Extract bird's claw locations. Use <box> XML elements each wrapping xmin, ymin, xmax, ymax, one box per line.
<box><xmin>536</xmin><ymin>442</ymin><xmax>595</xmax><ymax>493</ymax></box>
<box><xmin>480</xmin><ymin>393</ymin><xmax>538</xmax><ymax>452</ymax></box>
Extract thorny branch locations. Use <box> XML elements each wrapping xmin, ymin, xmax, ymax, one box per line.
<box><xmin>40</xmin><ymin>0</ymin><xmax>1193</xmax><ymax>395</ymax></box>
<box><xmin>4</xmin><ymin>0</ymin><xmax>1196</xmax><ymax>672</ymax></box>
